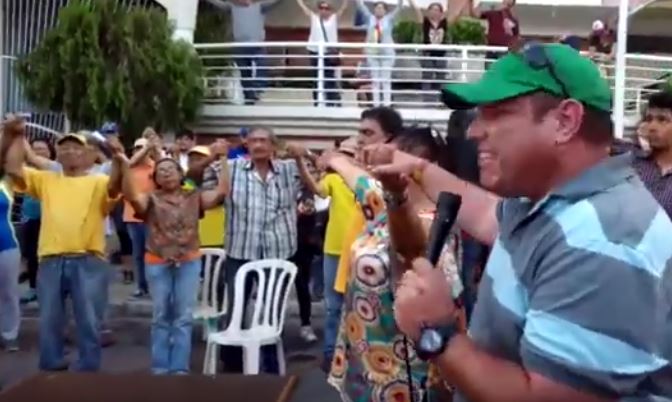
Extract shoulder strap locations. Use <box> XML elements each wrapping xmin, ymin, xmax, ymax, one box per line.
<box><xmin>319</xmin><ymin>16</ymin><xmax>330</xmax><ymax>42</ymax></box>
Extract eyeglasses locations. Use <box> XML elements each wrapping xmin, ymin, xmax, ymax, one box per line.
<box><xmin>518</xmin><ymin>42</ymin><xmax>569</xmax><ymax>98</ymax></box>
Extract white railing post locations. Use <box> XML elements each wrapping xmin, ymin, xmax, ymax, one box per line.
<box><xmin>460</xmin><ymin>48</ymin><xmax>468</xmax><ymax>83</ymax></box>
<box><xmin>613</xmin><ymin>0</ymin><xmax>630</xmax><ymax>139</ymax></box>
<box><xmin>317</xmin><ymin>42</ymin><xmax>326</xmax><ymax>107</ymax></box>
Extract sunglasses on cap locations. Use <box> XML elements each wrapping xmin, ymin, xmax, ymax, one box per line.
<box><xmin>517</xmin><ymin>41</ymin><xmax>570</xmax><ymax>99</ymax></box>
<box><xmin>319</xmin><ymin>4</ymin><xmax>330</xmax><ymax>10</ymax></box>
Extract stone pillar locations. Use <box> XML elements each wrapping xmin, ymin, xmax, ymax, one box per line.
<box><xmin>156</xmin><ymin>0</ymin><xmax>198</xmax><ymax>43</ymax></box>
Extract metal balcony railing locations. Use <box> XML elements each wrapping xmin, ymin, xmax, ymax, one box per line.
<box><xmin>194</xmin><ymin>41</ymin><xmax>672</xmax><ymax>115</ymax></box>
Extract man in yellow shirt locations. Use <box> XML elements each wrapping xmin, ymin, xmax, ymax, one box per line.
<box><xmin>3</xmin><ymin>123</ymin><xmax>122</xmax><ymax>373</ymax></box>
<box><xmin>294</xmin><ymin>139</ymin><xmax>359</xmax><ymax>367</ymax></box>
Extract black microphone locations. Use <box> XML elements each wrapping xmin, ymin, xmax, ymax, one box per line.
<box><xmin>426</xmin><ymin>192</ymin><xmax>462</xmax><ymax>266</ymax></box>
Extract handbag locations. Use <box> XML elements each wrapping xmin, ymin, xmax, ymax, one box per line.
<box><xmin>320</xmin><ymin>17</ymin><xmax>341</xmax><ymax>67</ymax></box>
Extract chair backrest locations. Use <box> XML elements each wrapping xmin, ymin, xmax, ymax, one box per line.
<box><xmin>200</xmin><ymin>248</ymin><xmax>227</xmax><ymax>311</ymax></box>
<box><xmin>228</xmin><ymin>259</ymin><xmax>297</xmax><ymax>336</ymax></box>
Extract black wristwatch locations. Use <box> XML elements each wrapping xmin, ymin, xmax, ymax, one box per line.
<box><xmin>415</xmin><ymin>322</ymin><xmax>458</xmax><ymax>361</ymax></box>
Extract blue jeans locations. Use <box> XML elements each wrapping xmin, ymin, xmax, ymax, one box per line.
<box><xmin>38</xmin><ymin>255</ymin><xmax>109</xmax><ymax>371</ymax></box>
<box><xmin>126</xmin><ymin>222</ymin><xmax>148</xmax><ymax>293</ymax></box>
<box><xmin>322</xmin><ymin>254</ymin><xmax>343</xmax><ymax>362</ymax></box>
<box><xmin>146</xmin><ymin>258</ymin><xmax>201</xmax><ymax>374</ymax></box>
<box><xmin>235</xmin><ymin>46</ymin><xmax>268</xmax><ymax>103</ymax></box>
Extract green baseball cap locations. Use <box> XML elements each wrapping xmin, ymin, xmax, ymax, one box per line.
<box><xmin>441</xmin><ymin>43</ymin><xmax>612</xmax><ymax>112</ymax></box>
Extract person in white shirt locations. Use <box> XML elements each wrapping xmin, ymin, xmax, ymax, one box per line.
<box><xmin>296</xmin><ymin>0</ymin><xmax>348</xmax><ymax>107</ymax></box>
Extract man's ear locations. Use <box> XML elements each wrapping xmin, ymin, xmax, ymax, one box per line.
<box><xmin>553</xmin><ymin>99</ymin><xmax>584</xmax><ymax>146</ymax></box>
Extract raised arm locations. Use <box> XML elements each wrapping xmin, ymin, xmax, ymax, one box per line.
<box><xmin>407</xmin><ymin>0</ymin><xmax>423</xmax><ymax>23</ymax></box>
<box><xmin>287</xmin><ymin>144</ymin><xmax>326</xmax><ymax>198</ymax></box>
<box><xmin>295</xmin><ymin>0</ymin><xmax>312</xmax><ymax>17</ymax></box>
<box><xmin>447</xmin><ymin>0</ymin><xmax>468</xmax><ymax>24</ymax></box>
<box><xmin>387</xmin><ymin>0</ymin><xmax>404</xmax><ymax>20</ymax></box>
<box><xmin>336</xmin><ymin>0</ymin><xmax>348</xmax><ymax>17</ymax></box>
<box><xmin>467</xmin><ymin>0</ymin><xmax>481</xmax><ymax>18</ymax></box>
<box><xmin>1</xmin><ymin>116</ymin><xmax>27</xmax><ymax>188</ymax></box>
<box><xmin>369</xmin><ymin>146</ymin><xmax>499</xmax><ymax>246</ymax></box>
<box><xmin>118</xmin><ymin>153</ymin><xmax>150</xmax><ymax>217</ymax></box>
<box><xmin>200</xmin><ymin>156</ymin><xmax>230</xmax><ymax>209</ymax></box>
<box><xmin>356</xmin><ymin>0</ymin><xmax>373</xmax><ymax>19</ymax></box>
<box><xmin>23</xmin><ymin>139</ymin><xmax>57</xmax><ymax>170</ymax></box>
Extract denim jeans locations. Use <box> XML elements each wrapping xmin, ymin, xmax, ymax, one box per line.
<box><xmin>126</xmin><ymin>222</ymin><xmax>148</xmax><ymax>293</ymax></box>
<box><xmin>322</xmin><ymin>254</ymin><xmax>343</xmax><ymax>362</ymax></box>
<box><xmin>38</xmin><ymin>254</ymin><xmax>109</xmax><ymax>371</ymax></box>
<box><xmin>0</xmin><ymin>248</ymin><xmax>21</xmax><ymax>342</ymax></box>
<box><xmin>146</xmin><ymin>258</ymin><xmax>201</xmax><ymax>374</ymax></box>
<box><xmin>235</xmin><ymin>46</ymin><xmax>268</xmax><ymax>104</ymax></box>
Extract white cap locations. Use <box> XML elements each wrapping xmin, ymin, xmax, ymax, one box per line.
<box><xmin>592</xmin><ymin>20</ymin><xmax>605</xmax><ymax>31</ymax></box>
<box><xmin>134</xmin><ymin>138</ymin><xmax>148</xmax><ymax>148</ymax></box>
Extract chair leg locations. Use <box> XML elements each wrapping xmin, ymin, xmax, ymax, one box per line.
<box><xmin>203</xmin><ymin>340</ymin><xmax>212</xmax><ymax>374</ymax></box>
<box><xmin>276</xmin><ymin>341</ymin><xmax>286</xmax><ymax>376</ymax></box>
<box><xmin>242</xmin><ymin>344</ymin><xmax>261</xmax><ymax>375</ymax></box>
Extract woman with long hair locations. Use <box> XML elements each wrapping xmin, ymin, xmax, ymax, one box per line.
<box><xmin>323</xmin><ymin>127</ymin><xmax>464</xmax><ymax>402</ymax></box>
<box><xmin>19</xmin><ymin>139</ymin><xmax>55</xmax><ymax>304</ymax></box>
<box><xmin>356</xmin><ymin>0</ymin><xmax>403</xmax><ymax>106</ymax></box>
<box><xmin>119</xmin><ymin>153</ymin><xmax>229</xmax><ymax>374</ymax></box>
<box><xmin>0</xmin><ymin>116</ymin><xmax>26</xmax><ymax>352</ymax></box>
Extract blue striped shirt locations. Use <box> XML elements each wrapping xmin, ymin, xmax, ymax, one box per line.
<box><xmin>461</xmin><ymin>155</ymin><xmax>672</xmax><ymax>401</ymax></box>
<box><xmin>0</xmin><ymin>180</ymin><xmax>19</xmax><ymax>252</ymax></box>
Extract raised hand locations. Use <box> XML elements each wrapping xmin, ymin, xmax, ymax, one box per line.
<box><xmin>209</xmin><ymin>139</ymin><xmax>230</xmax><ymax>157</ymax></box>
<box><xmin>1</xmin><ymin>114</ymin><xmax>27</xmax><ymax>139</ymax></box>
<box><xmin>286</xmin><ymin>143</ymin><xmax>307</xmax><ymax>160</ymax></box>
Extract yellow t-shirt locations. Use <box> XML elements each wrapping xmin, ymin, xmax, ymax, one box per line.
<box><xmin>17</xmin><ymin>168</ymin><xmax>116</xmax><ymax>258</ymax></box>
<box><xmin>334</xmin><ymin>207</ymin><xmax>365</xmax><ymax>294</ymax></box>
<box><xmin>199</xmin><ymin>207</ymin><xmax>226</xmax><ymax>247</ymax></box>
<box><xmin>319</xmin><ymin>173</ymin><xmax>357</xmax><ymax>255</ymax></box>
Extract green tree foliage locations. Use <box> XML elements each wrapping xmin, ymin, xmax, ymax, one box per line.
<box><xmin>16</xmin><ymin>0</ymin><xmax>204</xmax><ymax>140</ymax></box>
<box><xmin>394</xmin><ymin>18</ymin><xmax>486</xmax><ymax>45</ymax></box>
<box><xmin>449</xmin><ymin>18</ymin><xmax>486</xmax><ymax>45</ymax></box>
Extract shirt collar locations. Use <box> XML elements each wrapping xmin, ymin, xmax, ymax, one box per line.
<box><xmin>550</xmin><ymin>154</ymin><xmax>635</xmax><ymax>202</ymax></box>
<box><xmin>243</xmin><ymin>159</ymin><xmax>279</xmax><ymax>173</ymax></box>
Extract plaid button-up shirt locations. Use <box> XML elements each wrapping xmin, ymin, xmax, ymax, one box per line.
<box><xmin>203</xmin><ymin>158</ymin><xmax>301</xmax><ymax>260</ymax></box>
<box><xmin>612</xmin><ymin>140</ymin><xmax>672</xmax><ymax>219</ymax></box>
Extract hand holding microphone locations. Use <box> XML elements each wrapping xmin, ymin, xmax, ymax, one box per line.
<box><xmin>394</xmin><ymin>192</ymin><xmax>462</xmax><ymax>350</ymax></box>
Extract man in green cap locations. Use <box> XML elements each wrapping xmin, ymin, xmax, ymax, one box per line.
<box><xmin>366</xmin><ymin>43</ymin><xmax>671</xmax><ymax>401</ymax></box>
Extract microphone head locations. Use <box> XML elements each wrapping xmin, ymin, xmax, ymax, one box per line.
<box><xmin>436</xmin><ymin>192</ymin><xmax>462</xmax><ymax>220</ymax></box>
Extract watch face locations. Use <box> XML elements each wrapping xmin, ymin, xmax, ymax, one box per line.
<box><xmin>418</xmin><ymin>328</ymin><xmax>443</xmax><ymax>354</ymax></box>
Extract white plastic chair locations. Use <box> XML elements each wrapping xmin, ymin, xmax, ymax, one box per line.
<box><xmin>203</xmin><ymin>259</ymin><xmax>297</xmax><ymax>375</ymax></box>
<box><xmin>193</xmin><ymin>248</ymin><xmax>227</xmax><ymax>341</ymax></box>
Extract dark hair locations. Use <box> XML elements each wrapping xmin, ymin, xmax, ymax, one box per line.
<box><xmin>30</xmin><ymin>138</ymin><xmax>56</xmax><ymax>160</ymax></box>
<box><xmin>373</xmin><ymin>1</ymin><xmax>387</xmax><ymax>9</ymax></box>
<box><xmin>427</xmin><ymin>2</ymin><xmax>443</xmax><ymax>12</ymax></box>
<box><xmin>176</xmin><ymin>129</ymin><xmax>195</xmax><ymax>140</ymax></box>
<box><xmin>361</xmin><ymin>107</ymin><xmax>404</xmax><ymax>140</ymax></box>
<box><xmin>392</xmin><ymin>126</ymin><xmax>444</xmax><ymax>165</ymax></box>
<box><xmin>446</xmin><ymin>109</ymin><xmax>480</xmax><ymax>184</ymax></box>
<box><xmin>647</xmin><ymin>91</ymin><xmax>672</xmax><ymax>113</ymax></box>
<box><xmin>529</xmin><ymin>92</ymin><xmax>613</xmax><ymax>145</ymax></box>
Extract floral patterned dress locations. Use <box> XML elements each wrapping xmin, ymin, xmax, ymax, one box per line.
<box><xmin>328</xmin><ymin>176</ymin><xmax>463</xmax><ymax>402</ymax></box>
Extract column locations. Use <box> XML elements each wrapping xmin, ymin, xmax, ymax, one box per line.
<box><xmin>156</xmin><ymin>0</ymin><xmax>199</xmax><ymax>43</ymax></box>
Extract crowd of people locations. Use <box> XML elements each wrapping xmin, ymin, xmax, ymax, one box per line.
<box><xmin>0</xmin><ymin>39</ymin><xmax>671</xmax><ymax>402</ymax></box>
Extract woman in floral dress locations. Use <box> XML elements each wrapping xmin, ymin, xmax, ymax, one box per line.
<box><xmin>324</xmin><ymin>128</ymin><xmax>465</xmax><ymax>402</ymax></box>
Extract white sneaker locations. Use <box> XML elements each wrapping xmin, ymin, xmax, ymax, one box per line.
<box><xmin>300</xmin><ymin>326</ymin><xmax>318</xmax><ymax>343</ymax></box>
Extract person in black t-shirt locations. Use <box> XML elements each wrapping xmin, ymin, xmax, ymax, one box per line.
<box><xmin>408</xmin><ymin>0</ymin><xmax>469</xmax><ymax>102</ymax></box>
<box><xmin>588</xmin><ymin>19</ymin><xmax>616</xmax><ymax>61</ymax></box>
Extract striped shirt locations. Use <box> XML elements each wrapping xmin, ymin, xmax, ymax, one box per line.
<box><xmin>203</xmin><ymin>159</ymin><xmax>301</xmax><ymax>261</ymax></box>
<box><xmin>461</xmin><ymin>155</ymin><xmax>672</xmax><ymax>401</ymax></box>
<box><xmin>612</xmin><ymin>140</ymin><xmax>672</xmax><ymax>219</ymax></box>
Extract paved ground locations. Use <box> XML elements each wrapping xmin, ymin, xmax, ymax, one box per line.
<box><xmin>1</xmin><ymin>274</ymin><xmax>340</xmax><ymax>402</ymax></box>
